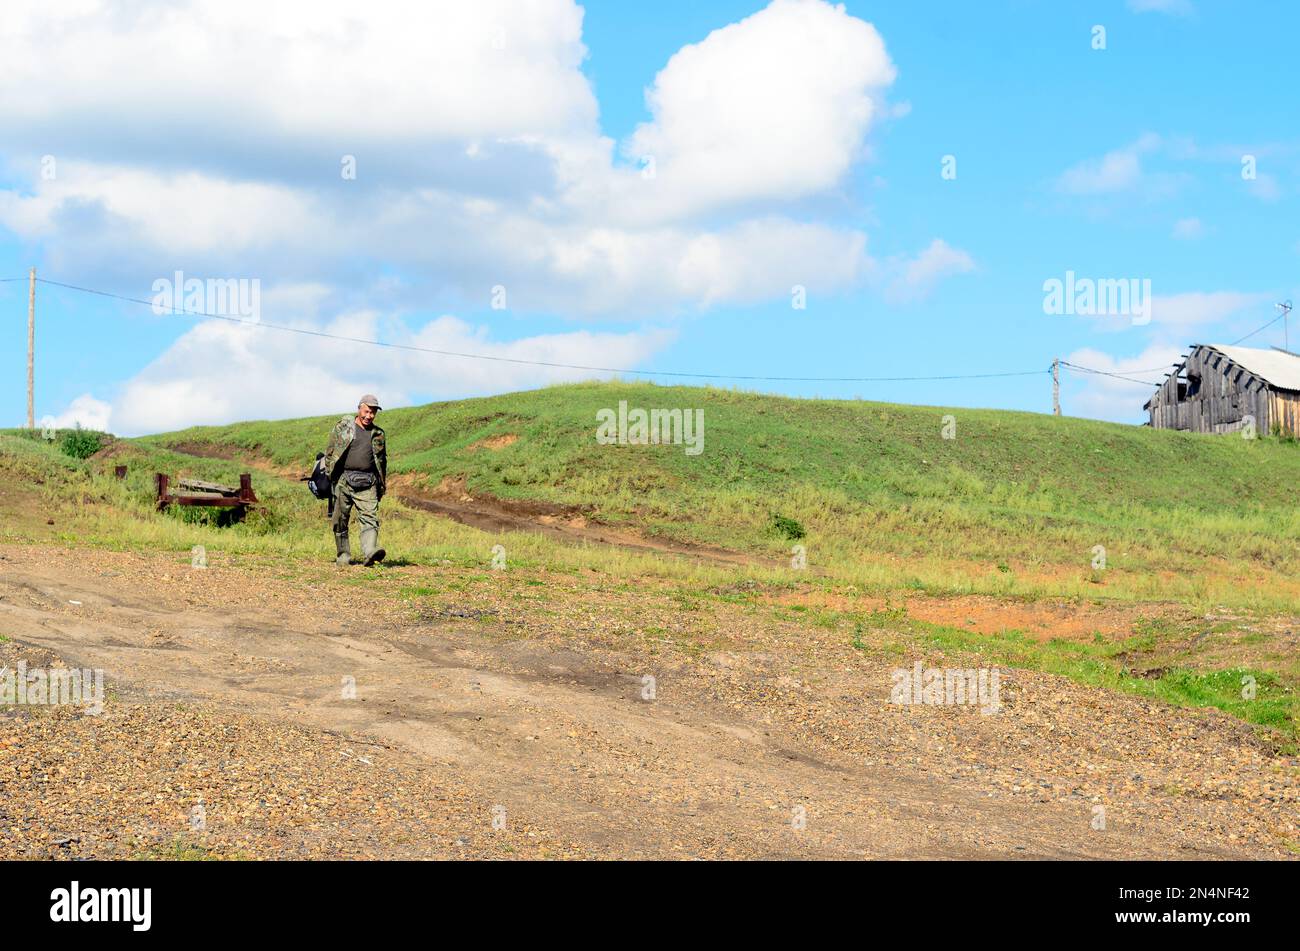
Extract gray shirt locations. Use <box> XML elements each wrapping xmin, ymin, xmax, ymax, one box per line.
<box><xmin>344</xmin><ymin>423</ymin><xmax>375</xmax><ymax>471</ymax></box>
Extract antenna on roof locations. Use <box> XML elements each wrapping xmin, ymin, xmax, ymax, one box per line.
<box><xmin>1278</xmin><ymin>300</ymin><xmax>1293</xmax><ymax>352</ymax></box>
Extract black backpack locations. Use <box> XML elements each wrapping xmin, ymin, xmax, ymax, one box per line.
<box><xmin>303</xmin><ymin>452</ymin><xmax>332</xmax><ymax>500</ymax></box>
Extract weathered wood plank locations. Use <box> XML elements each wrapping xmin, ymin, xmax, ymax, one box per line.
<box><xmin>1148</xmin><ymin>344</ymin><xmax>1299</xmax><ymax>436</ymax></box>
<box><xmin>178</xmin><ymin>478</ymin><xmax>239</xmax><ymax>495</ymax></box>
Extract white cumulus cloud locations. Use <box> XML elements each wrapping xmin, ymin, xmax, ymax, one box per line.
<box><xmin>2</xmin><ymin>0</ymin><xmax>975</xmax><ymax>431</ymax></box>
<box><xmin>0</xmin><ymin>0</ymin><xmax>927</xmax><ymax>318</ymax></box>
<box><xmin>106</xmin><ymin>312</ymin><xmax>676</xmax><ymax>435</ymax></box>
<box><xmin>43</xmin><ymin>394</ymin><xmax>113</xmax><ymax>433</ymax></box>
<box><xmin>1057</xmin><ymin>135</ymin><xmax>1161</xmax><ymax>195</ymax></box>
<box><xmin>1149</xmin><ymin>291</ymin><xmax>1271</xmax><ymax>329</ymax></box>
<box><xmin>624</xmin><ymin>0</ymin><xmax>896</xmax><ymax>219</ymax></box>
<box><xmin>1062</xmin><ymin>344</ymin><xmax>1181</xmax><ymax>422</ymax></box>
<box><xmin>882</xmin><ymin>239</ymin><xmax>976</xmax><ymax>303</ymax></box>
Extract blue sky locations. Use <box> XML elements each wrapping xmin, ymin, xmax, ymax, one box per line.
<box><xmin>1</xmin><ymin>0</ymin><xmax>1296</xmax><ymax>435</ymax></box>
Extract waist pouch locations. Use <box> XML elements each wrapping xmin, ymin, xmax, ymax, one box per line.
<box><xmin>343</xmin><ymin>470</ymin><xmax>377</xmax><ymax>491</ymax></box>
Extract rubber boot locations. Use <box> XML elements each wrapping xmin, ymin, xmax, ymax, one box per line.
<box><xmin>335</xmin><ymin>531</ymin><xmax>351</xmax><ymax>566</ymax></box>
<box><xmin>361</xmin><ymin>528</ymin><xmax>386</xmax><ymax>567</ymax></box>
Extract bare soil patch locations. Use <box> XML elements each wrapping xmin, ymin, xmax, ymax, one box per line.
<box><xmin>1</xmin><ymin>543</ymin><xmax>1295</xmax><ymax>860</ymax></box>
<box><xmin>904</xmin><ymin>595</ymin><xmax>1167</xmax><ymax>643</ymax></box>
<box><xmin>163</xmin><ymin>440</ymin><xmax>311</xmax><ymax>481</ymax></box>
<box><xmin>391</xmin><ymin>473</ymin><xmax>764</xmax><ymax>567</ymax></box>
<box><xmin>166</xmin><ymin>440</ymin><xmax>237</xmax><ymax>460</ymax></box>
<box><xmin>468</xmin><ymin>434</ymin><xmax>519</xmax><ymax>451</ymax></box>
<box><xmin>763</xmin><ymin>589</ymin><xmax>1172</xmax><ymax>643</ymax></box>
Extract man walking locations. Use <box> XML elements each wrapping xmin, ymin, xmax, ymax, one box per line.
<box><xmin>321</xmin><ymin>395</ymin><xmax>387</xmax><ymax>566</ymax></box>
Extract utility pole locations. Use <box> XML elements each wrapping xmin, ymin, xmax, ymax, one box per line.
<box><xmin>26</xmin><ymin>267</ymin><xmax>35</xmax><ymax>429</ymax></box>
<box><xmin>1278</xmin><ymin>300</ymin><xmax>1293</xmax><ymax>353</ymax></box>
<box><xmin>1052</xmin><ymin>357</ymin><xmax>1060</xmax><ymax>416</ymax></box>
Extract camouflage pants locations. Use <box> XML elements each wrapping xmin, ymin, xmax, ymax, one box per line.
<box><xmin>331</xmin><ymin>479</ymin><xmax>380</xmax><ymax>553</ymax></box>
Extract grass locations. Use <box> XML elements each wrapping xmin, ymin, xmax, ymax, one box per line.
<box><xmin>847</xmin><ymin>603</ymin><xmax>1297</xmax><ymax>746</ymax></box>
<box><xmin>133</xmin><ymin>836</ymin><xmax>240</xmax><ymax>861</ymax></box>
<box><xmin>2</xmin><ymin>380</ymin><xmax>1298</xmax><ymax>742</ymax></box>
<box><xmin>44</xmin><ymin>378</ymin><xmax>1292</xmax><ymax>610</ymax></box>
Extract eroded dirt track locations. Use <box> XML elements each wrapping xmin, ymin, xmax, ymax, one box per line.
<box><xmin>390</xmin><ymin>473</ymin><xmax>763</xmax><ymax>567</ymax></box>
<box><xmin>1</xmin><ymin>545</ymin><xmax>1296</xmax><ymax>860</ymax></box>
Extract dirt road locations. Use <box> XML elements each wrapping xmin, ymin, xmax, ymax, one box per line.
<box><xmin>1</xmin><ymin>543</ymin><xmax>1295</xmax><ymax>860</ymax></box>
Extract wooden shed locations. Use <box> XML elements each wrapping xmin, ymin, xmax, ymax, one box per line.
<box><xmin>1145</xmin><ymin>343</ymin><xmax>1300</xmax><ymax>436</ymax></box>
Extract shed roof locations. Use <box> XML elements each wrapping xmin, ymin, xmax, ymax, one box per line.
<box><xmin>1198</xmin><ymin>344</ymin><xmax>1300</xmax><ymax>391</ymax></box>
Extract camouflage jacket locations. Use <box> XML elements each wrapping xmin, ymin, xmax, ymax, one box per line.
<box><xmin>322</xmin><ymin>416</ymin><xmax>387</xmax><ymax>499</ymax></box>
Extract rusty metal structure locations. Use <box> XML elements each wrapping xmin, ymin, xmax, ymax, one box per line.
<box><xmin>156</xmin><ymin>473</ymin><xmax>260</xmax><ymax>519</ymax></box>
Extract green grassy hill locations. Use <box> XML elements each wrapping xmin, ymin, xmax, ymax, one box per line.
<box><xmin>3</xmin><ymin>382</ymin><xmax>1298</xmax><ymax>741</ymax></box>
<box><xmin>5</xmin><ymin>381</ymin><xmax>1300</xmax><ymax>608</ymax></box>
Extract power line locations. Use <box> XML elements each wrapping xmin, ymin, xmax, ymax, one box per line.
<box><xmin>1058</xmin><ymin>361</ymin><xmax>1163</xmax><ymax>386</ymax></box>
<box><xmin>31</xmin><ymin>276</ymin><xmax>1052</xmax><ymax>384</ymax></box>
<box><xmin>25</xmin><ymin>272</ymin><xmax>1300</xmax><ymax>403</ymax></box>
<box><xmin>27</xmin><ymin>272</ymin><xmax>1284</xmax><ymax>389</ymax></box>
<box><xmin>1057</xmin><ymin>306</ymin><xmax>1300</xmax><ymax>387</ymax></box>
<box><xmin>1114</xmin><ymin>364</ymin><xmax>1180</xmax><ymax>374</ymax></box>
<box><xmin>1060</xmin><ymin>305</ymin><xmax>1300</xmax><ymax>388</ymax></box>
<box><xmin>1231</xmin><ymin>310</ymin><xmax>1286</xmax><ymax>345</ymax></box>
